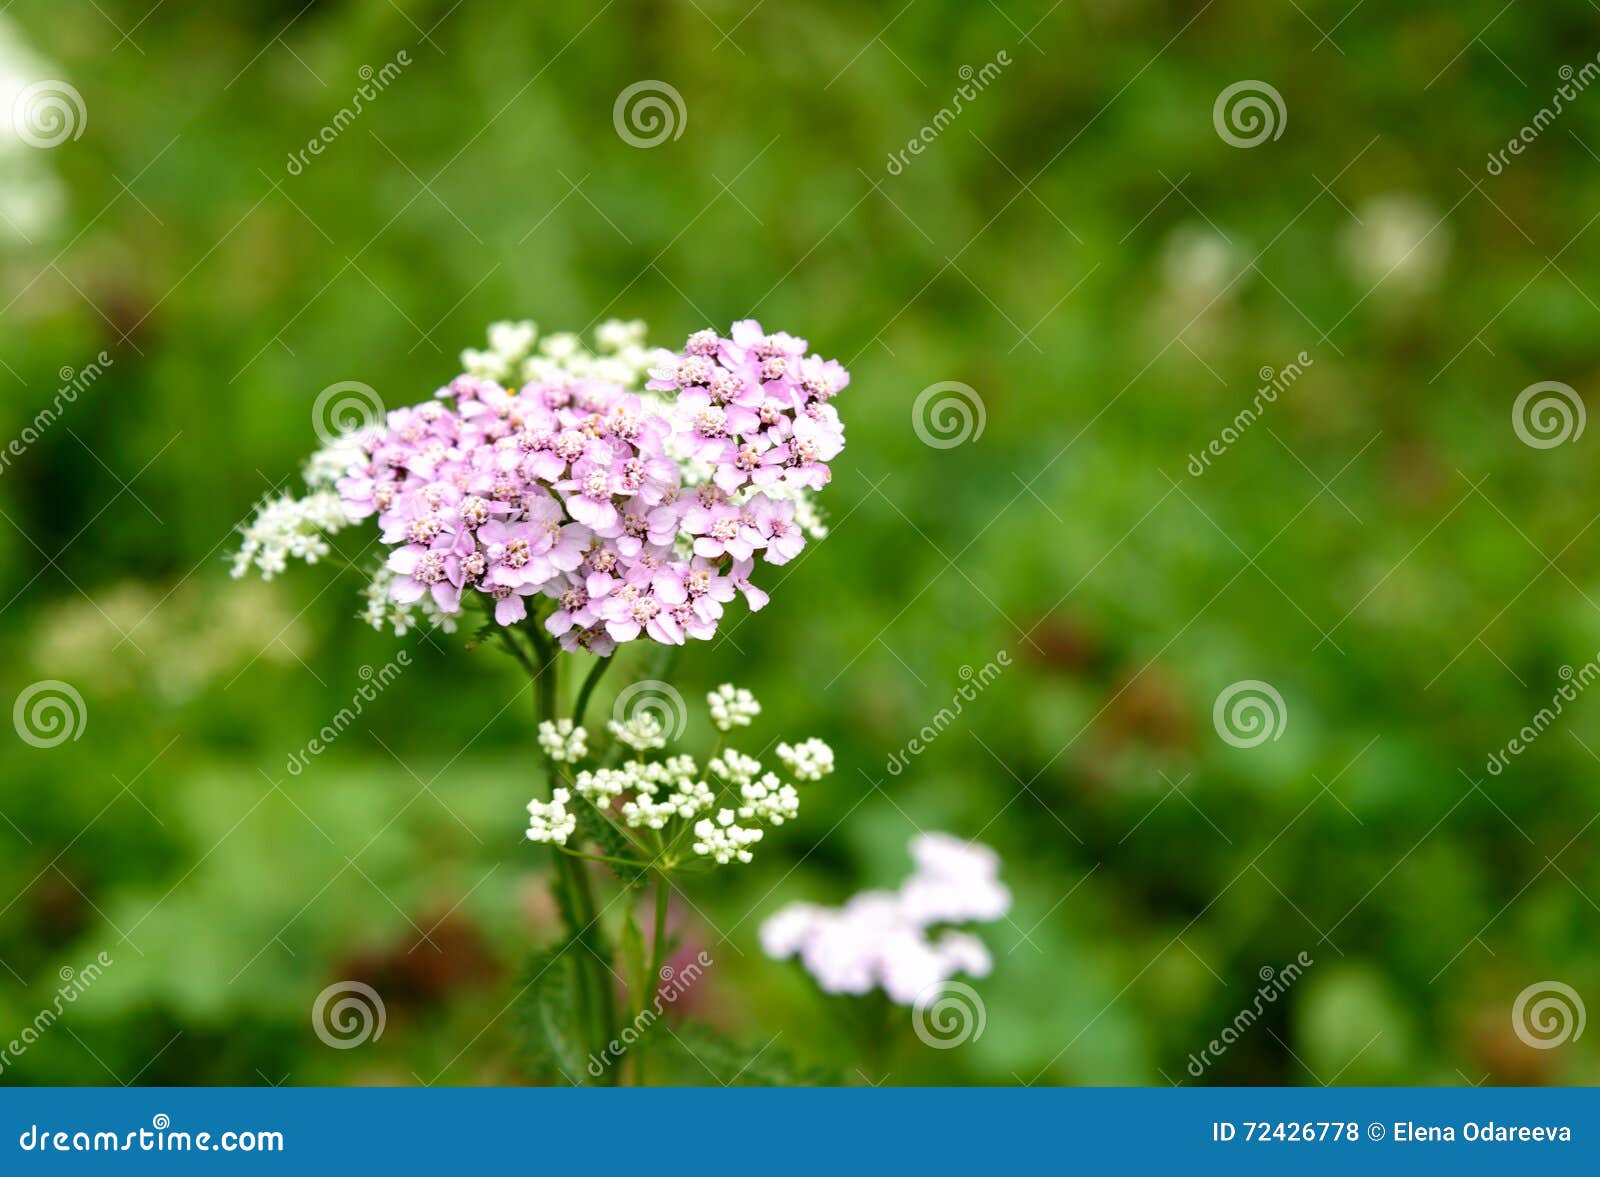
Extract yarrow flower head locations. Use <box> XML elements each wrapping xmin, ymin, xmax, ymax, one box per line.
<box><xmin>232</xmin><ymin>319</ymin><xmax>850</xmax><ymax>650</ymax></box>
<box><xmin>759</xmin><ymin>833</ymin><xmax>1009</xmax><ymax>1005</ymax></box>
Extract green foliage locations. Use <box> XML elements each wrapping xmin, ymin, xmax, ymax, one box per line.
<box><xmin>511</xmin><ymin>946</ymin><xmax>595</xmax><ymax>1086</ymax></box>
<box><xmin>654</xmin><ymin>1022</ymin><xmax>833</xmax><ymax>1087</ymax></box>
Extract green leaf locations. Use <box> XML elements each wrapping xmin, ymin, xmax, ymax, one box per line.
<box><xmin>619</xmin><ymin>901</ymin><xmax>648</xmax><ymax>1010</ymax></box>
<box><xmin>654</xmin><ymin>1020</ymin><xmax>835</xmax><ymax>1086</ymax></box>
<box><xmin>574</xmin><ymin>796</ymin><xmax>648</xmax><ymax>887</ymax></box>
<box><xmin>511</xmin><ymin>945</ymin><xmax>595</xmax><ymax>1086</ymax></box>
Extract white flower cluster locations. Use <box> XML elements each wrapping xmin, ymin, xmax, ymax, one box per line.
<box><xmin>460</xmin><ymin>318</ymin><xmax>656</xmax><ymax>390</ymax></box>
<box><xmin>526</xmin><ymin>788</ymin><xmax>577</xmax><ymax>845</ymax></box>
<box><xmin>608</xmin><ymin>712</ymin><xmax>667</xmax><ymax>751</ymax></box>
<box><xmin>358</xmin><ymin>564</ymin><xmax>459</xmax><ymax>636</ymax></box>
<box><xmin>777</xmin><ymin>738</ymin><xmax>834</xmax><ymax>781</ymax></box>
<box><xmin>760</xmin><ymin>833</ymin><xmax>1010</xmax><ymax>1004</ymax></box>
<box><xmin>229</xmin><ymin>490</ymin><xmax>350</xmax><ymax>580</ymax></box>
<box><xmin>692</xmin><ymin>809</ymin><xmax>765</xmax><ymax>865</ymax></box>
<box><xmin>538</xmin><ymin>719</ymin><xmax>588</xmax><ymax>763</ymax></box>
<box><xmin>708</xmin><ymin>684</ymin><xmax>761</xmax><ymax>731</ymax></box>
<box><xmin>523</xmin><ymin>685</ymin><xmax>834</xmax><ymax>867</ymax></box>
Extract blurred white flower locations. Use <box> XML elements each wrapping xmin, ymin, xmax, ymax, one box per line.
<box><xmin>1341</xmin><ymin>194</ymin><xmax>1449</xmax><ymax>299</ymax></box>
<box><xmin>760</xmin><ymin>832</ymin><xmax>1008</xmax><ymax>1005</ymax></box>
<box><xmin>900</xmin><ymin>832</ymin><xmax>1012</xmax><ymax>924</ymax></box>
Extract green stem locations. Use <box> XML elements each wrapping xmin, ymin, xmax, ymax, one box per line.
<box><xmin>636</xmin><ymin>875</ymin><xmax>671</xmax><ymax>1086</ymax></box>
<box><xmin>572</xmin><ymin>655</ymin><xmax>614</xmax><ymax>731</ymax></box>
<box><xmin>525</xmin><ymin>630</ymin><xmax>620</xmax><ymax>1085</ymax></box>
<box><xmin>555</xmin><ymin>845</ymin><xmax>650</xmax><ymax>871</ymax></box>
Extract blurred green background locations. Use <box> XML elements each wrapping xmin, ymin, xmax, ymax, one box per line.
<box><xmin>3</xmin><ymin>0</ymin><xmax>1600</xmax><ymax>1085</ymax></box>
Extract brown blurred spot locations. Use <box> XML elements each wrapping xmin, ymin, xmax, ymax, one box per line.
<box><xmin>334</xmin><ymin>906</ymin><xmax>499</xmax><ymax>1011</ymax></box>
<box><xmin>1470</xmin><ymin>1006</ymin><xmax>1555</xmax><ymax>1086</ymax></box>
<box><xmin>1100</xmin><ymin>665</ymin><xmax>1194</xmax><ymax>753</ymax></box>
<box><xmin>1025</xmin><ymin>615</ymin><xmax>1101</xmax><ymax>674</ymax></box>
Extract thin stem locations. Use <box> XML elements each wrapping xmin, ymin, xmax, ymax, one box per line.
<box><xmin>554</xmin><ymin>845</ymin><xmax>650</xmax><ymax>871</ymax></box>
<box><xmin>497</xmin><ymin>628</ymin><xmax>538</xmax><ymax>678</ymax></box>
<box><xmin>572</xmin><ymin>655</ymin><xmax>614</xmax><ymax>732</ymax></box>
<box><xmin>636</xmin><ymin>875</ymin><xmax>672</xmax><ymax>1086</ymax></box>
<box><xmin>526</xmin><ymin>631</ymin><xmax>621</xmax><ymax>1085</ymax></box>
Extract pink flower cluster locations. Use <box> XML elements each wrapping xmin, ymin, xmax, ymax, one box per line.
<box><xmin>335</xmin><ymin>321</ymin><xmax>849</xmax><ymax>653</ymax></box>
